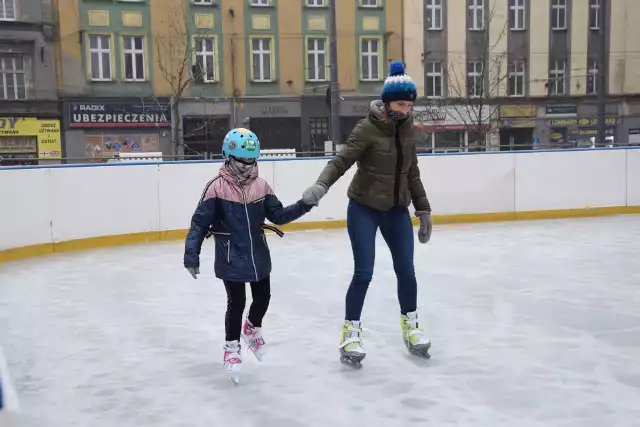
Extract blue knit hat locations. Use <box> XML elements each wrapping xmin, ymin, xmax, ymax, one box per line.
<box><xmin>381</xmin><ymin>61</ymin><xmax>417</xmax><ymax>103</ymax></box>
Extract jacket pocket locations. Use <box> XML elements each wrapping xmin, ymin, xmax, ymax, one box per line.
<box><xmin>224</xmin><ymin>240</ymin><xmax>231</xmax><ymax>263</ymax></box>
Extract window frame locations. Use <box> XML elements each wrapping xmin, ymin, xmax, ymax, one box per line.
<box><xmin>193</xmin><ymin>35</ymin><xmax>219</xmax><ymax>83</ymax></box>
<box><xmin>359</xmin><ymin>36</ymin><xmax>383</xmax><ymax>81</ymax></box>
<box><xmin>508</xmin><ymin>60</ymin><xmax>525</xmax><ymax>97</ymax></box>
<box><xmin>87</xmin><ymin>33</ymin><xmax>114</xmax><ymax>82</ymax></box>
<box><xmin>467</xmin><ymin>60</ymin><xmax>484</xmax><ymax>98</ymax></box>
<box><xmin>306</xmin><ymin>36</ymin><xmax>328</xmax><ymax>82</ymax></box>
<box><xmin>250</xmin><ymin>36</ymin><xmax>275</xmax><ymax>82</ymax></box>
<box><xmin>0</xmin><ymin>53</ymin><xmax>31</xmax><ymax>100</ymax></box>
<box><xmin>549</xmin><ymin>59</ymin><xmax>566</xmax><ymax>96</ymax></box>
<box><xmin>250</xmin><ymin>0</ymin><xmax>270</xmax><ymax>7</ymax></box>
<box><xmin>360</xmin><ymin>0</ymin><xmax>379</xmax><ymax>8</ymax></box>
<box><xmin>509</xmin><ymin>0</ymin><xmax>526</xmax><ymax>31</ymax></box>
<box><xmin>426</xmin><ymin>0</ymin><xmax>443</xmax><ymax>31</ymax></box>
<box><xmin>589</xmin><ymin>0</ymin><xmax>600</xmax><ymax>30</ymax></box>
<box><xmin>121</xmin><ymin>35</ymin><xmax>146</xmax><ymax>82</ymax></box>
<box><xmin>468</xmin><ymin>0</ymin><xmax>484</xmax><ymax>31</ymax></box>
<box><xmin>0</xmin><ymin>0</ymin><xmax>17</xmax><ymax>21</ymax></box>
<box><xmin>551</xmin><ymin>0</ymin><xmax>567</xmax><ymax>31</ymax></box>
<box><xmin>425</xmin><ymin>61</ymin><xmax>443</xmax><ymax>98</ymax></box>
<box><xmin>587</xmin><ymin>58</ymin><xmax>598</xmax><ymax>95</ymax></box>
<box><xmin>306</xmin><ymin>0</ymin><xmax>325</xmax><ymax>6</ymax></box>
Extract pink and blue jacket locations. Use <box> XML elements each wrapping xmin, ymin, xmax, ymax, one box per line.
<box><xmin>184</xmin><ymin>163</ymin><xmax>313</xmax><ymax>283</ymax></box>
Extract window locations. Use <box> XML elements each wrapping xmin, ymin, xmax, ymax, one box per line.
<box><xmin>123</xmin><ymin>36</ymin><xmax>145</xmax><ymax>82</ymax></box>
<box><xmin>549</xmin><ymin>59</ymin><xmax>566</xmax><ymax>95</ymax></box>
<box><xmin>251</xmin><ymin>38</ymin><xmax>272</xmax><ymax>82</ymax></box>
<box><xmin>88</xmin><ymin>34</ymin><xmax>112</xmax><ymax>81</ymax></box>
<box><xmin>309</xmin><ymin>117</ymin><xmax>329</xmax><ymax>152</ymax></box>
<box><xmin>426</xmin><ymin>61</ymin><xmax>443</xmax><ymax>97</ymax></box>
<box><xmin>587</xmin><ymin>59</ymin><xmax>598</xmax><ymax>95</ymax></box>
<box><xmin>467</xmin><ymin>61</ymin><xmax>483</xmax><ymax>97</ymax></box>
<box><xmin>426</xmin><ymin>0</ymin><xmax>442</xmax><ymax>30</ymax></box>
<box><xmin>192</xmin><ymin>0</ymin><xmax>214</xmax><ymax>4</ymax></box>
<box><xmin>194</xmin><ymin>37</ymin><xmax>217</xmax><ymax>82</ymax></box>
<box><xmin>307</xmin><ymin>38</ymin><xmax>327</xmax><ymax>81</ymax></box>
<box><xmin>0</xmin><ymin>54</ymin><xmax>30</xmax><ymax>100</ymax></box>
<box><xmin>250</xmin><ymin>0</ymin><xmax>269</xmax><ymax>6</ymax></box>
<box><xmin>306</xmin><ymin>0</ymin><xmax>324</xmax><ymax>6</ymax></box>
<box><xmin>360</xmin><ymin>0</ymin><xmax>378</xmax><ymax>7</ymax></box>
<box><xmin>551</xmin><ymin>0</ymin><xmax>566</xmax><ymax>30</ymax></box>
<box><xmin>589</xmin><ymin>0</ymin><xmax>600</xmax><ymax>30</ymax></box>
<box><xmin>468</xmin><ymin>0</ymin><xmax>484</xmax><ymax>31</ymax></box>
<box><xmin>0</xmin><ymin>0</ymin><xmax>16</xmax><ymax>20</ymax></box>
<box><xmin>360</xmin><ymin>38</ymin><xmax>380</xmax><ymax>81</ymax></box>
<box><xmin>508</xmin><ymin>60</ymin><xmax>525</xmax><ymax>96</ymax></box>
<box><xmin>509</xmin><ymin>0</ymin><xmax>526</xmax><ymax>30</ymax></box>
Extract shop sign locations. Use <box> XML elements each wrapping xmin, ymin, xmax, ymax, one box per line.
<box><xmin>351</xmin><ymin>104</ymin><xmax>370</xmax><ymax>114</ymax></box>
<box><xmin>570</xmin><ymin>127</ymin><xmax>615</xmax><ymax>136</ymax></box>
<box><xmin>262</xmin><ymin>105</ymin><xmax>289</xmax><ymax>115</ymax></box>
<box><xmin>499</xmin><ymin>104</ymin><xmax>536</xmax><ymax>118</ymax></box>
<box><xmin>546</xmin><ymin>102</ymin><xmax>578</xmax><ymax>115</ymax></box>
<box><xmin>413</xmin><ymin>105</ymin><xmax>494</xmax><ymax>130</ymax></box>
<box><xmin>0</xmin><ymin>117</ymin><xmax>62</xmax><ymax>159</ymax></box>
<box><xmin>67</xmin><ymin>102</ymin><xmax>170</xmax><ymax>128</ymax></box>
<box><xmin>629</xmin><ymin>128</ymin><xmax>640</xmax><ymax>144</ymax></box>
<box><xmin>549</xmin><ymin>117</ymin><xmax>619</xmax><ymax>126</ymax></box>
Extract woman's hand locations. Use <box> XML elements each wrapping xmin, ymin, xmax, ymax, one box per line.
<box><xmin>302</xmin><ymin>183</ymin><xmax>328</xmax><ymax>206</ymax></box>
<box><xmin>417</xmin><ymin>213</ymin><xmax>432</xmax><ymax>244</ymax></box>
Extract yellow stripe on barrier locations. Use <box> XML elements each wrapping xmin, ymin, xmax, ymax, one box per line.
<box><xmin>1</xmin><ymin>206</ymin><xmax>638</xmax><ymax>264</ymax></box>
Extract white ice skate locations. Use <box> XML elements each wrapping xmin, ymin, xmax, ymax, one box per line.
<box><xmin>241</xmin><ymin>319</ymin><xmax>266</xmax><ymax>362</ymax></box>
<box><xmin>223</xmin><ymin>341</ymin><xmax>243</xmax><ymax>385</ymax></box>
<box><xmin>401</xmin><ymin>311</ymin><xmax>431</xmax><ymax>359</ymax></box>
<box><xmin>339</xmin><ymin>320</ymin><xmax>366</xmax><ymax>369</ymax></box>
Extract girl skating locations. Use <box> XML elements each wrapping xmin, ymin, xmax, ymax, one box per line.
<box><xmin>302</xmin><ymin>61</ymin><xmax>433</xmax><ymax>368</ymax></box>
<box><xmin>184</xmin><ymin>128</ymin><xmax>313</xmax><ymax>383</ymax></box>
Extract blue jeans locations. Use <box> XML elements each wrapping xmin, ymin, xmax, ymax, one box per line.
<box><xmin>345</xmin><ymin>199</ymin><xmax>418</xmax><ymax>320</ymax></box>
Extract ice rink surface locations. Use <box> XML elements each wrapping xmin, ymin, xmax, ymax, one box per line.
<box><xmin>1</xmin><ymin>215</ymin><xmax>640</xmax><ymax>427</ymax></box>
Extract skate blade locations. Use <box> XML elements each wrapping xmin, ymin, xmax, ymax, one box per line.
<box><xmin>340</xmin><ymin>354</ymin><xmax>365</xmax><ymax>369</ymax></box>
<box><xmin>407</xmin><ymin>343</ymin><xmax>432</xmax><ymax>359</ymax></box>
<box><xmin>229</xmin><ymin>374</ymin><xmax>240</xmax><ymax>385</ymax></box>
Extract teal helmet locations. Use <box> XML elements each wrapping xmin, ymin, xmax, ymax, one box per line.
<box><xmin>222</xmin><ymin>128</ymin><xmax>261</xmax><ymax>160</ymax></box>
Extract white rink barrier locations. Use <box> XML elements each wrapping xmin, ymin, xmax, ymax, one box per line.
<box><xmin>1</xmin><ymin>147</ymin><xmax>639</xmax><ymax>261</ymax></box>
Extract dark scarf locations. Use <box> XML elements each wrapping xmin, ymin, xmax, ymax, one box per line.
<box><xmin>384</xmin><ymin>102</ymin><xmax>409</xmax><ymax>125</ymax></box>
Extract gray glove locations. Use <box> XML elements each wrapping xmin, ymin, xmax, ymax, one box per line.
<box><xmin>186</xmin><ymin>266</ymin><xmax>200</xmax><ymax>279</ymax></box>
<box><xmin>417</xmin><ymin>213</ymin><xmax>432</xmax><ymax>244</ymax></box>
<box><xmin>302</xmin><ymin>182</ymin><xmax>328</xmax><ymax>206</ymax></box>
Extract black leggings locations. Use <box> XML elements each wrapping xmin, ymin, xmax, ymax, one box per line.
<box><xmin>224</xmin><ymin>276</ymin><xmax>271</xmax><ymax>342</ymax></box>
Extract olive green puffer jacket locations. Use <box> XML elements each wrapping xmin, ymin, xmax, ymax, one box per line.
<box><xmin>316</xmin><ymin>100</ymin><xmax>431</xmax><ymax>213</ymax></box>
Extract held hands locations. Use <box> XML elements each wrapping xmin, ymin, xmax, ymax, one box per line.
<box><xmin>417</xmin><ymin>213</ymin><xmax>432</xmax><ymax>244</ymax></box>
<box><xmin>186</xmin><ymin>266</ymin><xmax>200</xmax><ymax>279</ymax></box>
<box><xmin>302</xmin><ymin>182</ymin><xmax>328</xmax><ymax>206</ymax></box>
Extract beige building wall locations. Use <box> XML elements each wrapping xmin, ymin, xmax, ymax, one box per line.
<box><xmin>403</xmin><ymin>0</ymin><xmax>424</xmax><ymax>97</ymax></box>
<box><xmin>447</xmin><ymin>0</ymin><xmax>467</xmax><ymax>97</ymax></box>
<box><xmin>529</xmin><ymin>0</ymin><xmax>550</xmax><ymax>97</ymax></box>
<box><xmin>488</xmin><ymin>0</ymin><xmax>508</xmax><ymax>97</ymax></box>
<box><xmin>570</xmin><ymin>0</ymin><xmax>588</xmax><ymax>96</ymax></box>
<box><xmin>222</xmin><ymin>0</ymin><xmax>246</xmax><ymax>98</ymax></box>
<box><xmin>336</xmin><ymin>0</ymin><xmax>356</xmax><ymax>91</ymax></box>
<box><xmin>609</xmin><ymin>0</ymin><xmax>627</xmax><ymax>94</ymax></box>
<box><xmin>278</xmin><ymin>0</ymin><xmax>302</xmax><ymax>95</ymax></box>
<box><xmin>622</xmin><ymin>0</ymin><xmax>640</xmax><ymax>93</ymax></box>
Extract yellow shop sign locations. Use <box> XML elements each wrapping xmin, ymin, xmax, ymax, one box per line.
<box><xmin>0</xmin><ymin>117</ymin><xmax>62</xmax><ymax>159</ymax></box>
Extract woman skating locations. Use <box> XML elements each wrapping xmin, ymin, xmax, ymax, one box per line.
<box><xmin>302</xmin><ymin>61</ymin><xmax>433</xmax><ymax>367</ymax></box>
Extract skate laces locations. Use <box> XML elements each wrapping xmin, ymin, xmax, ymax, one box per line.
<box><xmin>243</xmin><ymin>323</ymin><xmax>265</xmax><ymax>349</ymax></box>
<box><xmin>224</xmin><ymin>347</ymin><xmax>241</xmax><ymax>364</ymax></box>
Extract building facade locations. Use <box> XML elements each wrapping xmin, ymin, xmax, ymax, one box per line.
<box><xmin>56</xmin><ymin>0</ymin><xmax>401</xmax><ymax>160</ymax></box>
<box><xmin>403</xmin><ymin>0</ymin><xmax>640</xmax><ymax>151</ymax></box>
<box><xmin>0</xmin><ymin>0</ymin><xmax>61</xmax><ymax>165</ymax></box>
